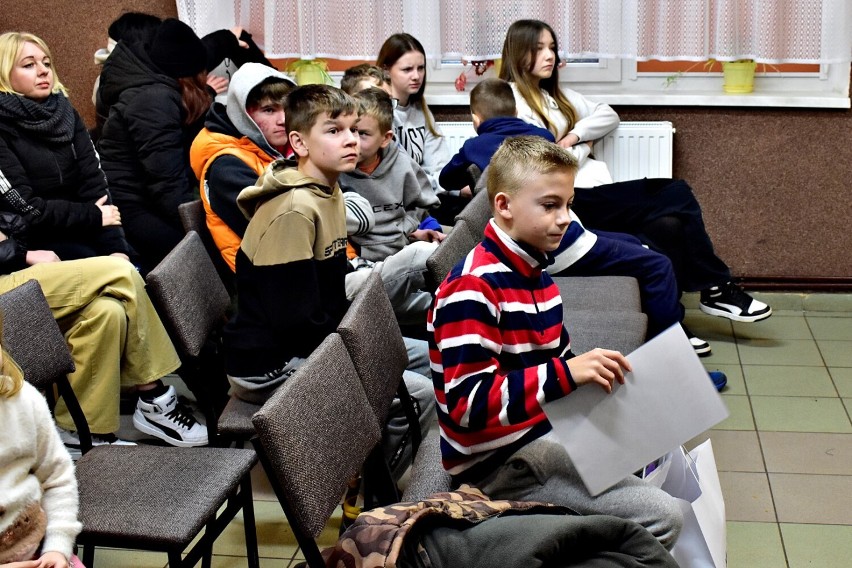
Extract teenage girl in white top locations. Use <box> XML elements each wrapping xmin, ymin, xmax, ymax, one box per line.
<box><xmin>499</xmin><ymin>19</ymin><xmax>771</xmax><ymax>325</ymax></box>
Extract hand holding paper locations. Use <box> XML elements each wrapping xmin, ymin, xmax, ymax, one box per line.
<box><xmin>565</xmin><ymin>348</ymin><xmax>631</xmax><ymax>393</ymax></box>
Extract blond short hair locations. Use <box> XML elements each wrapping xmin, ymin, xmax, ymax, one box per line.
<box><xmin>340</xmin><ymin>63</ymin><xmax>389</xmax><ymax>95</ymax></box>
<box><xmin>487</xmin><ymin>135</ymin><xmax>578</xmax><ymax>204</ymax></box>
<box><xmin>0</xmin><ymin>32</ymin><xmax>67</xmax><ymax>96</ymax></box>
<box><xmin>353</xmin><ymin>87</ymin><xmax>393</xmax><ymax>133</ymax></box>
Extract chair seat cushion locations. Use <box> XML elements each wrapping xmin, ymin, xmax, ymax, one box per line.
<box><xmin>554</xmin><ymin>275</ymin><xmax>642</xmax><ymax>313</ymax></box>
<box><xmin>564</xmin><ymin>310</ymin><xmax>648</xmax><ymax>356</ymax></box>
<box><xmin>218</xmin><ymin>396</ymin><xmax>262</xmax><ymax>438</ymax></box>
<box><xmin>76</xmin><ymin>446</ymin><xmax>257</xmax><ymax>546</ymax></box>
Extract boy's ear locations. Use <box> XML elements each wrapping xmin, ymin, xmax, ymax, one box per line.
<box><xmin>471</xmin><ymin>112</ymin><xmax>482</xmax><ymax>130</ymax></box>
<box><xmin>380</xmin><ymin>130</ymin><xmax>394</xmax><ymax>149</ymax></box>
<box><xmin>289</xmin><ymin>130</ymin><xmax>309</xmax><ymax>157</ymax></box>
<box><xmin>493</xmin><ymin>191</ymin><xmax>513</xmax><ymax>221</ymax></box>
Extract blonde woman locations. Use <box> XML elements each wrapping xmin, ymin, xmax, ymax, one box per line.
<box><xmin>0</xmin><ymin>32</ymin><xmax>207</xmax><ymax>451</ymax></box>
<box><xmin>0</xmin><ymin>32</ymin><xmax>130</xmax><ymax>262</ymax></box>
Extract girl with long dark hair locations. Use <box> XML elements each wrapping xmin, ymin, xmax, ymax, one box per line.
<box><xmin>501</xmin><ymin>19</ymin><xmax>771</xmax><ymax>327</ymax></box>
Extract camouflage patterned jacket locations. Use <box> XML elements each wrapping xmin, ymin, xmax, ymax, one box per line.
<box><xmin>324</xmin><ymin>486</ymin><xmax>571</xmax><ymax>568</ymax></box>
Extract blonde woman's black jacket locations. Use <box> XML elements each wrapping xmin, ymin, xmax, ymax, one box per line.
<box><xmin>0</xmin><ymin>212</ymin><xmax>29</xmax><ymax>275</ymax></box>
<box><xmin>0</xmin><ymin>105</ymin><xmax>130</xmax><ymax>256</ymax></box>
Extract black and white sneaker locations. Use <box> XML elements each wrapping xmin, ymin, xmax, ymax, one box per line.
<box><xmin>133</xmin><ymin>385</ymin><xmax>208</xmax><ymax>447</ymax></box>
<box><xmin>57</xmin><ymin>427</ymin><xmax>136</xmax><ymax>461</ymax></box>
<box><xmin>699</xmin><ymin>281</ymin><xmax>772</xmax><ymax>323</ymax></box>
<box><xmin>683</xmin><ymin>326</ymin><xmax>712</xmax><ymax>357</ymax></box>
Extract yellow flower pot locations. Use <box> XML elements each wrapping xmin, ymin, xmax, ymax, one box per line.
<box><xmin>288</xmin><ymin>60</ymin><xmax>333</xmax><ymax>86</ymax></box>
<box><xmin>722</xmin><ymin>60</ymin><xmax>756</xmax><ymax>93</ymax></box>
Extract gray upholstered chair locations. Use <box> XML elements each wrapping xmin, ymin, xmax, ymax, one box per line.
<box><xmin>252</xmin><ymin>332</ymin><xmax>383</xmax><ymax>568</ymax></box>
<box><xmin>0</xmin><ymin>280</ymin><xmax>259</xmax><ymax>568</ymax></box>
<box><xmin>426</xmin><ymin>183</ymin><xmax>492</xmax><ymax>292</ymax></box>
<box><xmin>177</xmin><ymin>199</ymin><xmax>235</xmax><ymax>293</ymax></box>
<box><xmin>454</xmin><ymin>185</ymin><xmax>491</xmax><ymax>230</ymax></box>
<box><xmin>555</xmin><ymin>275</ymin><xmax>648</xmax><ymax>355</ymax></box>
<box><xmin>425</xmin><ymin>218</ymin><xmax>481</xmax><ymax>291</ymax></box>
<box><xmin>145</xmin><ymin>230</ymin><xmax>232</xmax><ymax>444</ymax></box>
<box><xmin>337</xmin><ymin>273</ymin><xmax>416</xmax><ymax>439</ymax></box>
<box><xmin>401</xmin><ymin>417</ymin><xmax>451</xmax><ymax>502</ymax></box>
<box><xmin>337</xmin><ymin>272</ymin><xmax>422</xmax><ymax>504</ymax></box>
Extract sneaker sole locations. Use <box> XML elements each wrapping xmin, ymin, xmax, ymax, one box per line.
<box><xmin>694</xmin><ymin>345</ymin><xmax>712</xmax><ymax>357</ymax></box>
<box><xmin>132</xmin><ymin>412</ymin><xmax>208</xmax><ymax>447</ymax></box>
<box><xmin>699</xmin><ymin>304</ymin><xmax>772</xmax><ymax>323</ymax></box>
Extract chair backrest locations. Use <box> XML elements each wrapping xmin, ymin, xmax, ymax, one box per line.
<box><xmin>0</xmin><ymin>280</ymin><xmax>75</xmax><ymax>391</ymax></box>
<box><xmin>178</xmin><ymin>199</ymin><xmax>236</xmax><ymax>293</ymax></box>
<box><xmin>252</xmin><ymin>333</ymin><xmax>381</xmax><ymax>539</ymax></box>
<box><xmin>146</xmin><ymin>231</ymin><xmax>231</xmax><ymax>358</ymax></box>
<box><xmin>454</xmin><ymin>185</ymin><xmax>491</xmax><ymax>233</ymax></box>
<box><xmin>336</xmin><ymin>272</ymin><xmax>408</xmax><ymax>424</ymax></box>
<box><xmin>178</xmin><ymin>199</ymin><xmax>207</xmax><ymax>235</ymax></box>
<box><xmin>0</xmin><ymin>279</ymin><xmax>91</xmax><ymax>447</ymax></box>
<box><xmin>425</xmin><ymin>218</ymin><xmax>480</xmax><ymax>291</ymax></box>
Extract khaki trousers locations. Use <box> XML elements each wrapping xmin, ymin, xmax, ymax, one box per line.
<box><xmin>0</xmin><ymin>257</ymin><xmax>180</xmax><ymax>433</ymax></box>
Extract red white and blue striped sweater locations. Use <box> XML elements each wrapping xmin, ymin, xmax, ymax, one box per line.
<box><xmin>427</xmin><ymin>220</ymin><xmax>577</xmax><ymax>481</ymax></box>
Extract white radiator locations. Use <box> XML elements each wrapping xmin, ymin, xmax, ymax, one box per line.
<box><xmin>436</xmin><ymin>121</ymin><xmax>675</xmax><ymax>182</ymax></box>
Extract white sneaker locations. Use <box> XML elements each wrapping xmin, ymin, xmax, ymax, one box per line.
<box><xmin>57</xmin><ymin>427</ymin><xmax>136</xmax><ymax>461</ymax></box>
<box><xmin>133</xmin><ymin>385</ymin><xmax>209</xmax><ymax>447</ymax></box>
<box><xmin>699</xmin><ymin>281</ymin><xmax>772</xmax><ymax>323</ymax></box>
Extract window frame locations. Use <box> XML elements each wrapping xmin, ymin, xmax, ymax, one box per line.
<box><xmin>418</xmin><ymin>58</ymin><xmax>851</xmax><ymax>108</ymax></box>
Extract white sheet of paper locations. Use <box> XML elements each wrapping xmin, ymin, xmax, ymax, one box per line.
<box><xmin>544</xmin><ymin>324</ymin><xmax>729</xmax><ymax>496</ymax></box>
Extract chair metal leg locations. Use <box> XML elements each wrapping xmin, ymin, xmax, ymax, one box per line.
<box><xmin>82</xmin><ymin>544</ymin><xmax>94</xmax><ymax>568</ymax></box>
<box><xmin>396</xmin><ymin>381</ymin><xmax>422</xmax><ymax>455</ymax></box>
<box><xmin>168</xmin><ymin>550</ymin><xmax>183</xmax><ymax>567</ymax></box>
<box><xmin>240</xmin><ymin>475</ymin><xmax>260</xmax><ymax>568</ymax></box>
<box><xmin>201</xmin><ymin>519</ymin><xmax>214</xmax><ymax>568</ymax></box>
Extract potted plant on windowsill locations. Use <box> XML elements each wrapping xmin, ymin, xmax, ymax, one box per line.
<box><xmin>287</xmin><ymin>59</ymin><xmax>334</xmax><ymax>86</ymax></box>
<box><xmin>663</xmin><ymin>59</ymin><xmax>760</xmax><ymax>93</ymax></box>
<box><xmin>721</xmin><ymin>59</ymin><xmax>757</xmax><ymax>93</ymax></box>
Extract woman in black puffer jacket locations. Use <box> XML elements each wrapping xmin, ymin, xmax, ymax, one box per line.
<box><xmin>97</xmin><ymin>18</ymin><xmax>214</xmax><ymax>273</ymax></box>
<box><xmin>0</xmin><ymin>32</ymin><xmax>130</xmax><ymax>262</ymax></box>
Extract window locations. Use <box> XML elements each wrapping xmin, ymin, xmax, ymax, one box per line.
<box><xmin>178</xmin><ymin>0</ymin><xmax>851</xmax><ymax>108</ymax></box>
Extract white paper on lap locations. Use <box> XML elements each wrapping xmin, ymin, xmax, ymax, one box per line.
<box><xmin>544</xmin><ymin>324</ymin><xmax>729</xmax><ymax>496</ymax></box>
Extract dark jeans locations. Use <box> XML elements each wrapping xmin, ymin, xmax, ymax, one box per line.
<box><xmin>572</xmin><ymin>178</ymin><xmax>731</xmax><ymax>292</ymax></box>
<box><xmin>554</xmin><ymin>229</ymin><xmax>682</xmax><ymax>337</ymax></box>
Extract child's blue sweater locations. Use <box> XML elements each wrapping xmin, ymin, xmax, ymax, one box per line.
<box><xmin>439</xmin><ymin>117</ymin><xmax>555</xmax><ymax>191</ymax></box>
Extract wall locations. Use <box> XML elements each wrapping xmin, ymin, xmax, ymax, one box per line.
<box><xmin>2</xmin><ymin>2</ymin><xmax>849</xmax><ymax>287</ymax></box>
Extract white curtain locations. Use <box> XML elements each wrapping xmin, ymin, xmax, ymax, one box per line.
<box><xmin>176</xmin><ymin>0</ymin><xmax>851</xmax><ymax>63</ymax></box>
<box><xmin>631</xmin><ymin>0</ymin><xmax>852</xmax><ymax>63</ymax></box>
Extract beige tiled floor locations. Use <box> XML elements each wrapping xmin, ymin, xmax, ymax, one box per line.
<box><xmin>91</xmin><ymin>292</ymin><xmax>852</xmax><ymax>567</ymax></box>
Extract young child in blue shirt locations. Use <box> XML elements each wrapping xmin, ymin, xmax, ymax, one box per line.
<box><xmin>440</xmin><ymin>78</ymin><xmax>555</xmax><ymax>192</ymax></box>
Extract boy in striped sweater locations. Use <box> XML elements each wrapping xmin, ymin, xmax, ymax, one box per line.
<box><xmin>427</xmin><ymin>136</ymin><xmax>683</xmax><ymax>549</ymax></box>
